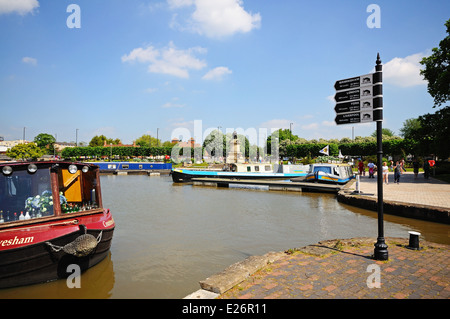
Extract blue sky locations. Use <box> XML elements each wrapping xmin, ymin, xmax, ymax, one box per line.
<box><xmin>1</xmin><ymin>0</ymin><xmax>449</xmax><ymax>146</ymax></box>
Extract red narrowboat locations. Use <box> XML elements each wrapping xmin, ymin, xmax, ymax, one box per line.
<box><xmin>0</xmin><ymin>161</ymin><xmax>115</xmax><ymax>289</ymax></box>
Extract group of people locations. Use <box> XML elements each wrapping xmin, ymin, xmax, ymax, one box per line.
<box><xmin>357</xmin><ymin>159</ymin><xmax>412</xmax><ymax>184</ymax></box>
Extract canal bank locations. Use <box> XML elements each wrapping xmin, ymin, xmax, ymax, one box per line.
<box><xmin>187</xmin><ymin>171</ymin><xmax>450</xmax><ymax>299</ymax></box>
<box><xmin>186</xmin><ymin>237</ymin><xmax>449</xmax><ymax>299</ymax></box>
<box><xmin>338</xmin><ymin>172</ymin><xmax>450</xmax><ymax>224</ymax></box>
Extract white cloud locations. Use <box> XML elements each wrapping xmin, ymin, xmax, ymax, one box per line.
<box><xmin>321</xmin><ymin>120</ymin><xmax>335</xmax><ymax>127</ymax></box>
<box><xmin>167</xmin><ymin>0</ymin><xmax>194</xmax><ymax>8</ymax></box>
<box><xmin>202</xmin><ymin>66</ymin><xmax>232</xmax><ymax>80</ymax></box>
<box><xmin>144</xmin><ymin>88</ymin><xmax>158</xmax><ymax>93</ymax></box>
<box><xmin>383</xmin><ymin>52</ymin><xmax>428</xmax><ymax>87</ymax></box>
<box><xmin>22</xmin><ymin>56</ymin><xmax>37</xmax><ymax>66</ymax></box>
<box><xmin>0</xmin><ymin>0</ymin><xmax>39</xmax><ymax>15</ymax></box>
<box><xmin>122</xmin><ymin>42</ymin><xmax>207</xmax><ymax>78</ymax></box>
<box><xmin>301</xmin><ymin>123</ymin><xmax>319</xmax><ymax>130</ymax></box>
<box><xmin>259</xmin><ymin>119</ymin><xmax>293</xmax><ymax>131</ymax></box>
<box><xmin>162</xmin><ymin>102</ymin><xmax>185</xmax><ymax>108</ymax></box>
<box><xmin>169</xmin><ymin>0</ymin><xmax>261</xmax><ymax>38</ymax></box>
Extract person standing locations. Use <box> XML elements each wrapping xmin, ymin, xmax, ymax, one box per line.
<box><xmin>413</xmin><ymin>159</ymin><xmax>419</xmax><ymax>178</ymax></box>
<box><xmin>382</xmin><ymin>162</ymin><xmax>389</xmax><ymax>184</ymax></box>
<box><xmin>358</xmin><ymin>160</ymin><xmax>365</xmax><ymax>176</ymax></box>
<box><xmin>394</xmin><ymin>161</ymin><xmax>401</xmax><ymax>184</ymax></box>
<box><xmin>423</xmin><ymin>160</ymin><xmax>430</xmax><ymax>179</ymax></box>
<box><xmin>367</xmin><ymin>161</ymin><xmax>375</xmax><ymax>178</ymax></box>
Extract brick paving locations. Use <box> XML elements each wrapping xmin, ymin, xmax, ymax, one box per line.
<box><xmin>219</xmin><ymin>238</ymin><xmax>450</xmax><ymax>299</ymax></box>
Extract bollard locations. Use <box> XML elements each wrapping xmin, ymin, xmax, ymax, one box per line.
<box><xmin>355</xmin><ymin>174</ymin><xmax>360</xmax><ymax>193</ymax></box>
<box><xmin>407</xmin><ymin>231</ymin><xmax>421</xmax><ymax>250</ymax></box>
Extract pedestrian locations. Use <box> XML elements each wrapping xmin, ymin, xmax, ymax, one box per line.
<box><xmin>382</xmin><ymin>161</ymin><xmax>389</xmax><ymax>184</ymax></box>
<box><xmin>423</xmin><ymin>160</ymin><xmax>430</xmax><ymax>179</ymax></box>
<box><xmin>394</xmin><ymin>161</ymin><xmax>401</xmax><ymax>184</ymax></box>
<box><xmin>413</xmin><ymin>159</ymin><xmax>419</xmax><ymax>178</ymax></box>
<box><xmin>358</xmin><ymin>160</ymin><xmax>365</xmax><ymax>176</ymax></box>
<box><xmin>367</xmin><ymin>161</ymin><xmax>375</xmax><ymax>178</ymax></box>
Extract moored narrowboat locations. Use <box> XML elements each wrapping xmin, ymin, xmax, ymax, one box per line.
<box><xmin>171</xmin><ymin>163</ymin><xmax>310</xmax><ymax>183</ymax></box>
<box><xmin>0</xmin><ymin>161</ymin><xmax>115</xmax><ymax>289</ymax></box>
<box><xmin>303</xmin><ymin>163</ymin><xmax>354</xmax><ymax>184</ymax></box>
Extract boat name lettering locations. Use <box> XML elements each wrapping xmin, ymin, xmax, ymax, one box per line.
<box><xmin>103</xmin><ymin>219</ymin><xmax>115</xmax><ymax>228</ymax></box>
<box><xmin>0</xmin><ymin>236</ymin><xmax>35</xmax><ymax>247</ymax></box>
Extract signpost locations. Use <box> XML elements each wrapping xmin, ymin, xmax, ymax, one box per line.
<box><xmin>333</xmin><ymin>53</ymin><xmax>388</xmax><ymax>261</ymax></box>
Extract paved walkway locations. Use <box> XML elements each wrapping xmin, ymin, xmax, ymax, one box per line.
<box><xmin>218</xmin><ymin>237</ymin><xmax>449</xmax><ymax>299</ymax></box>
<box><xmin>353</xmin><ymin>171</ymin><xmax>450</xmax><ymax>210</ymax></box>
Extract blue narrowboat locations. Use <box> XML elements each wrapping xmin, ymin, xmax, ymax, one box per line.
<box><xmin>93</xmin><ymin>162</ymin><xmax>172</xmax><ymax>171</ymax></box>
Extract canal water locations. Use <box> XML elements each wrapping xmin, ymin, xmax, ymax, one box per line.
<box><xmin>1</xmin><ymin>174</ymin><xmax>448</xmax><ymax>299</ymax></box>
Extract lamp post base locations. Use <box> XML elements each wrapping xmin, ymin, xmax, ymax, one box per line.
<box><xmin>374</xmin><ymin>238</ymin><xmax>389</xmax><ymax>261</ymax></box>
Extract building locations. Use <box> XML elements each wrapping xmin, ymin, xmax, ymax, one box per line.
<box><xmin>170</xmin><ymin>137</ymin><xmax>202</xmax><ymax>148</ymax></box>
<box><xmin>54</xmin><ymin>142</ymin><xmax>76</xmax><ymax>152</ymax></box>
<box><xmin>103</xmin><ymin>140</ymin><xmax>139</xmax><ymax>147</ymax></box>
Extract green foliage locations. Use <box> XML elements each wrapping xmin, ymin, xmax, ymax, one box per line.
<box><xmin>135</xmin><ymin>134</ymin><xmax>161</xmax><ymax>147</ymax></box>
<box><xmin>285</xmin><ymin>143</ymin><xmax>339</xmax><ymax>158</ymax></box>
<box><xmin>399</xmin><ymin>118</ymin><xmax>421</xmax><ymax>139</ymax></box>
<box><xmin>420</xmin><ymin>19</ymin><xmax>450</xmax><ymax>108</ymax></box>
<box><xmin>34</xmin><ymin>133</ymin><xmax>56</xmax><ymax>149</ymax></box>
<box><xmin>61</xmin><ymin>146</ymin><xmax>173</xmax><ymax>159</ymax></box>
<box><xmin>89</xmin><ymin>135</ymin><xmax>121</xmax><ymax>147</ymax></box>
<box><xmin>371</xmin><ymin>128</ymin><xmax>396</xmax><ymax>137</ymax></box>
<box><xmin>6</xmin><ymin>143</ymin><xmax>45</xmax><ymax>160</ymax></box>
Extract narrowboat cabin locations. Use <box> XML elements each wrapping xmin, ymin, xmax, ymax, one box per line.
<box><xmin>94</xmin><ymin>161</ymin><xmax>172</xmax><ymax>173</ymax></box>
<box><xmin>303</xmin><ymin>163</ymin><xmax>354</xmax><ymax>184</ymax></box>
<box><xmin>171</xmin><ymin>163</ymin><xmax>310</xmax><ymax>183</ymax></box>
<box><xmin>0</xmin><ymin>161</ymin><xmax>115</xmax><ymax>289</ymax></box>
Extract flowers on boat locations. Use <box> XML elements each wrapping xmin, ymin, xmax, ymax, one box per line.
<box><xmin>25</xmin><ymin>190</ymin><xmax>55</xmax><ymax>216</ymax></box>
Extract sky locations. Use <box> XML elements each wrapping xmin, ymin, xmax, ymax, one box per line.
<box><xmin>1</xmin><ymin>0</ymin><xmax>449</xmax><ymax>146</ymax></box>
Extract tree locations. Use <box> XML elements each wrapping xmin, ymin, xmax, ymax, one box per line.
<box><xmin>135</xmin><ymin>134</ymin><xmax>160</xmax><ymax>147</ymax></box>
<box><xmin>89</xmin><ymin>135</ymin><xmax>121</xmax><ymax>147</ymax></box>
<box><xmin>34</xmin><ymin>133</ymin><xmax>56</xmax><ymax>148</ymax></box>
<box><xmin>203</xmin><ymin>130</ymin><xmax>225</xmax><ymax>158</ymax></box>
<box><xmin>371</xmin><ymin>128</ymin><xmax>395</xmax><ymax>137</ymax></box>
<box><xmin>420</xmin><ymin>19</ymin><xmax>450</xmax><ymax>108</ymax></box>
<box><xmin>34</xmin><ymin>133</ymin><xmax>56</xmax><ymax>154</ymax></box>
<box><xmin>266</xmin><ymin>129</ymin><xmax>299</xmax><ymax>155</ymax></box>
<box><xmin>399</xmin><ymin>118</ymin><xmax>421</xmax><ymax>139</ymax></box>
<box><xmin>416</xmin><ymin>106</ymin><xmax>450</xmax><ymax>158</ymax></box>
<box><xmin>6</xmin><ymin>143</ymin><xmax>45</xmax><ymax>161</ymax></box>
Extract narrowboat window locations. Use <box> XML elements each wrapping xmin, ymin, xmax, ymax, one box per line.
<box><xmin>139</xmin><ymin>165</ymin><xmax>143</xmax><ymax>169</ymax></box>
<box><xmin>313</xmin><ymin>166</ymin><xmax>332</xmax><ymax>174</ymax></box>
<box><xmin>58</xmin><ymin>167</ymin><xmax>100</xmax><ymax>213</ymax></box>
<box><xmin>254</xmin><ymin>166</ymin><xmax>259</xmax><ymax>172</ymax></box>
<box><xmin>265</xmin><ymin>165</ymin><xmax>271</xmax><ymax>171</ymax></box>
<box><xmin>0</xmin><ymin>168</ymin><xmax>54</xmax><ymax>222</ymax></box>
<box><xmin>122</xmin><ymin>164</ymin><xmax>129</xmax><ymax>169</ymax></box>
<box><xmin>108</xmin><ymin>164</ymin><xmax>116</xmax><ymax>169</ymax></box>
<box><xmin>247</xmin><ymin>166</ymin><xmax>251</xmax><ymax>172</ymax></box>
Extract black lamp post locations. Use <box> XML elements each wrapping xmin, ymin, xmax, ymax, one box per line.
<box><xmin>373</xmin><ymin>53</ymin><xmax>388</xmax><ymax>261</ymax></box>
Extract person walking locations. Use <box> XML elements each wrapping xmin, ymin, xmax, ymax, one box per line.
<box><xmin>394</xmin><ymin>161</ymin><xmax>401</xmax><ymax>184</ymax></box>
<box><xmin>382</xmin><ymin>162</ymin><xmax>389</xmax><ymax>184</ymax></box>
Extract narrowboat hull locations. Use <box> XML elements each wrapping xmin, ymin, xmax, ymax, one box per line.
<box><xmin>305</xmin><ymin>171</ymin><xmax>354</xmax><ymax>184</ymax></box>
<box><xmin>0</xmin><ymin>209</ymin><xmax>115</xmax><ymax>289</ymax></box>
<box><xmin>171</xmin><ymin>169</ymin><xmax>308</xmax><ymax>183</ymax></box>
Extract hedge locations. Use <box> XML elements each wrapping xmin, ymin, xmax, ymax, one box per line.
<box><xmin>61</xmin><ymin>139</ymin><xmax>417</xmax><ymax>159</ymax></box>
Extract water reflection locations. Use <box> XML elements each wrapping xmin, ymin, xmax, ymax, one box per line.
<box><xmin>0</xmin><ymin>175</ymin><xmax>448</xmax><ymax>299</ymax></box>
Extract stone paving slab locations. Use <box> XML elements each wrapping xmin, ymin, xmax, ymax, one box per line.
<box><xmin>218</xmin><ymin>238</ymin><xmax>450</xmax><ymax>299</ymax></box>
<box><xmin>352</xmin><ymin>171</ymin><xmax>450</xmax><ymax>210</ymax></box>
